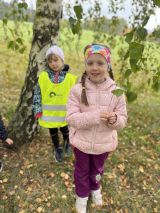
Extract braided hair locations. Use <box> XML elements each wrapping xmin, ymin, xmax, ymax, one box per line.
<box><xmin>81</xmin><ymin>71</ymin><xmax>89</xmax><ymax>106</ymax></box>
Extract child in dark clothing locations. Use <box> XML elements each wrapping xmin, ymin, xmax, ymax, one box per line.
<box><xmin>0</xmin><ymin>115</ymin><xmax>14</xmax><ymax>172</ymax></box>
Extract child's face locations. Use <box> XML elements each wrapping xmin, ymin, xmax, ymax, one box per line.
<box><xmin>48</xmin><ymin>54</ymin><xmax>64</xmax><ymax>72</ymax></box>
<box><xmin>85</xmin><ymin>54</ymin><xmax>108</xmax><ymax>83</ymax></box>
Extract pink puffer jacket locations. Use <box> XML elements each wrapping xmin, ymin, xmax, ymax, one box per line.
<box><xmin>66</xmin><ymin>77</ymin><xmax>127</xmax><ymax>154</ymax></box>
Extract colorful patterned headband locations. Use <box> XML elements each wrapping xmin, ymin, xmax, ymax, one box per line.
<box><xmin>84</xmin><ymin>44</ymin><xmax>111</xmax><ymax>64</ymax></box>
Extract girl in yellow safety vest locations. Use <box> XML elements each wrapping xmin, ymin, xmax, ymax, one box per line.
<box><xmin>33</xmin><ymin>45</ymin><xmax>77</xmax><ymax>162</ymax></box>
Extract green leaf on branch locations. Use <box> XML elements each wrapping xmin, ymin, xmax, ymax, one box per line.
<box><xmin>74</xmin><ymin>5</ymin><xmax>83</xmax><ymax>19</ymax></box>
<box><xmin>3</xmin><ymin>17</ymin><xmax>8</xmax><ymax>25</ymax></box>
<box><xmin>124</xmin><ymin>50</ymin><xmax>129</xmax><ymax>60</ymax></box>
<box><xmin>14</xmin><ymin>43</ymin><xmax>19</xmax><ymax>50</ymax></box>
<box><xmin>22</xmin><ymin>2</ymin><xmax>28</xmax><ymax>10</ymax></box>
<box><xmin>24</xmin><ymin>15</ymin><xmax>29</xmax><ymax>22</ymax></box>
<box><xmin>137</xmin><ymin>27</ymin><xmax>148</xmax><ymax>40</ymax></box>
<box><xmin>112</xmin><ymin>88</ymin><xmax>125</xmax><ymax>96</ymax></box>
<box><xmin>152</xmin><ymin>76</ymin><xmax>160</xmax><ymax>91</ymax></box>
<box><xmin>125</xmin><ymin>31</ymin><xmax>134</xmax><ymax>43</ymax></box>
<box><xmin>19</xmin><ymin>47</ymin><xmax>26</xmax><ymax>54</ymax></box>
<box><xmin>129</xmin><ymin>42</ymin><xmax>144</xmax><ymax>60</ymax></box>
<box><xmin>18</xmin><ymin>2</ymin><xmax>28</xmax><ymax>10</ymax></box>
<box><xmin>129</xmin><ymin>59</ymin><xmax>140</xmax><ymax>72</ymax></box>
<box><xmin>73</xmin><ymin>22</ymin><xmax>81</xmax><ymax>34</ymax></box>
<box><xmin>8</xmin><ymin>41</ymin><xmax>15</xmax><ymax>50</ymax></box>
<box><xmin>153</xmin><ymin>0</ymin><xmax>160</xmax><ymax>7</ymax></box>
<box><xmin>69</xmin><ymin>17</ymin><xmax>76</xmax><ymax>26</ymax></box>
<box><xmin>8</xmin><ymin>40</ymin><xmax>20</xmax><ymax>51</ymax></box>
<box><xmin>16</xmin><ymin>38</ymin><xmax>23</xmax><ymax>45</ymax></box>
<box><xmin>124</xmin><ymin>69</ymin><xmax>132</xmax><ymax>78</ymax></box>
<box><xmin>126</xmin><ymin>91</ymin><xmax>137</xmax><ymax>102</ymax></box>
<box><xmin>69</xmin><ymin>17</ymin><xmax>81</xmax><ymax>34</ymax></box>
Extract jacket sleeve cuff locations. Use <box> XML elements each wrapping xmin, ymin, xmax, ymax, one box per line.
<box><xmin>35</xmin><ymin>112</ymin><xmax>42</xmax><ymax>119</ymax></box>
<box><xmin>107</xmin><ymin>113</ymin><xmax>126</xmax><ymax>130</ymax></box>
<box><xmin>2</xmin><ymin>135</ymin><xmax>8</xmax><ymax>142</ymax></box>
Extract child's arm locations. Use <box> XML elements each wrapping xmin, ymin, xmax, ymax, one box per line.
<box><xmin>66</xmin><ymin>86</ymin><xmax>101</xmax><ymax>129</ymax></box>
<box><xmin>33</xmin><ymin>83</ymin><xmax>42</xmax><ymax>118</ymax></box>
<box><xmin>102</xmin><ymin>94</ymin><xmax>127</xmax><ymax>130</ymax></box>
<box><xmin>0</xmin><ymin>118</ymin><xmax>8</xmax><ymax>141</ymax></box>
<box><xmin>0</xmin><ymin>117</ymin><xmax>13</xmax><ymax>144</ymax></box>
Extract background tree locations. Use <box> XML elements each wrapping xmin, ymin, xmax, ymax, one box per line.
<box><xmin>7</xmin><ymin>0</ymin><xmax>63</xmax><ymax>146</ymax></box>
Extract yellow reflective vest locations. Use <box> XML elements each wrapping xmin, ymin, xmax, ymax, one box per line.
<box><xmin>38</xmin><ymin>71</ymin><xmax>77</xmax><ymax>128</ymax></box>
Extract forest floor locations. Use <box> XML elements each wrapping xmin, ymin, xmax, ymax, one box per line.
<box><xmin>0</xmin><ymin>41</ymin><xmax>160</xmax><ymax>213</ymax></box>
<box><xmin>0</xmin><ymin>93</ymin><xmax>160</xmax><ymax>213</ymax></box>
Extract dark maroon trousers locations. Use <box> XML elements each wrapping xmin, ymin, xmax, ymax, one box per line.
<box><xmin>74</xmin><ymin>147</ymin><xmax>109</xmax><ymax>198</ymax></box>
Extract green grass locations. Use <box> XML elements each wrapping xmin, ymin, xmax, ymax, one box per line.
<box><xmin>0</xmin><ymin>20</ymin><xmax>160</xmax><ymax>213</ymax></box>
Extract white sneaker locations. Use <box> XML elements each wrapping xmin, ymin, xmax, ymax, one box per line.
<box><xmin>91</xmin><ymin>189</ymin><xmax>103</xmax><ymax>206</ymax></box>
<box><xmin>75</xmin><ymin>195</ymin><xmax>88</xmax><ymax>213</ymax></box>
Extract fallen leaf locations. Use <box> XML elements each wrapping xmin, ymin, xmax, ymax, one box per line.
<box><xmin>3</xmin><ymin>178</ymin><xmax>8</xmax><ymax>183</ymax></box>
<box><xmin>37</xmin><ymin>206</ymin><xmax>43</xmax><ymax>212</ymax></box>
<box><xmin>139</xmin><ymin>166</ymin><xmax>144</xmax><ymax>173</ymax></box>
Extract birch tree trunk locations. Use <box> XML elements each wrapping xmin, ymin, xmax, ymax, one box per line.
<box><xmin>8</xmin><ymin>0</ymin><xmax>63</xmax><ymax>147</ymax></box>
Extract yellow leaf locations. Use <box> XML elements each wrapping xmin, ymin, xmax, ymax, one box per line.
<box><xmin>62</xmin><ymin>194</ymin><xmax>67</xmax><ymax>199</ymax></box>
<box><xmin>64</xmin><ymin>174</ymin><xmax>69</xmax><ymax>180</ymax></box>
<box><xmin>110</xmin><ymin>197</ymin><xmax>114</xmax><ymax>204</ymax></box>
<box><xmin>18</xmin><ymin>210</ymin><xmax>25</xmax><ymax>213</ymax></box>
<box><xmin>37</xmin><ymin>207</ymin><xmax>43</xmax><ymax>213</ymax></box>
<box><xmin>19</xmin><ymin>170</ymin><xmax>24</xmax><ymax>175</ymax></box>
<box><xmin>47</xmin><ymin>202</ymin><xmax>51</xmax><ymax>207</ymax></box>
<box><xmin>117</xmin><ymin>164</ymin><xmax>125</xmax><ymax>172</ymax></box>
<box><xmin>27</xmin><ymin>164</ymin><xmax>33</xmax><ymax>169</ymax></box>
<box><xmin>48</xmin><ymin>172</ymin><xmax>55</xmax><ymax>178</ymax></box>
<box><xmin>36</xmin><ymin>198</ymin><xmax>42</xmax><ymax>203</ymax></box>
<box><xmin>27</xmin><ymin>187</ymin><xmax>32</xmax><ymax>192</ymax></box>
<box><xmin>67</xmin><ymin>187</ymin><xmax>72</xmax><ymax>192</ymax></box>
<box><xmin>154</xmin><ymin>164</ymin><xmax>159</xmax><ymax>170</ymax></box>
<box><xmin>60</xmin><ymin>172</ymin><xmax>66</xmax><ymax>178</ymax></box>
<box><xmin>139</xmin><ymin>166</ymin><xmax>144</xmax><ymax>173</ymax></box>
<box><xmin>9</xmin><ymin>190</ymin><xmax>15</xmax><ymax>195</ymax></box>
<box><xmin>64</xmin><ymin>181</ymin><xmax>70</xmax><ymax>187</ymax></box>
<box><xmin>3</xmin><ymin>195</ymin><xmax>8</xmax><ymax>200</ymax></box>
<box><xmin>53</xmin><ymin>208</ymin><xmax>61</xmax><ymax>213</ymax></box>
<box><xmin>3</xmin><ymin>178</ymin><xmax>8</xmax><ymax>183</ymax></box>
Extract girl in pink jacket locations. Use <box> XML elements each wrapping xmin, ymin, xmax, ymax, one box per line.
<box><xmin>66</xmin><ymin>44</ymin><xmax>127</xmax><ymax>213</ymax></box>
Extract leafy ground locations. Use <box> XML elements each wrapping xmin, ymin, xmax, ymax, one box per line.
<box><xmin>0</xmin><ymin>25</ymin><xmax>160</xmax><ymax>212</ymax></box>
<box><xmin>0</xmin><ymin>93</ymin><xmax>160</xmax><ymax>213</ymax></box>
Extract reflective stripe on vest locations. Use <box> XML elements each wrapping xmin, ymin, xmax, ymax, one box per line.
<box><xmin>42</xmin><ymin>105</ymin><xmax>66</xmax><ymax>111</ymax></box>
<box><xmin>38</xmin><ymin>71</ymin><xmax>77</xmax><ymax>128</ymax></box>
<box><xmin>41</xmin><ymin>116</ymin><xmax>65</xmax><ymax>122</ymax></box>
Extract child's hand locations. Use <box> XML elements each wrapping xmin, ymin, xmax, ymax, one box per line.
<box><xmin>5</xmin><ymin>138</ymin><xmax>14</xmax><ymax>145</ymax></box>
<box><xmin>107</xmin><ymin>113</ymin><xmax>117</xmax><ymax>125</ymax></box>
<box><xmin>35</xmin><ymin>112</ymin><xmax>42</xmax><ymax>119</ymax></box>
<box><xmin>100</xmin><ymin>112</ymin><xmax>117</xmax><ymax>125</ymax></box>
<box><xmin>100</xmin><ymin>112</ymin><xmax>110</xmax><ymax>121</ymax></box>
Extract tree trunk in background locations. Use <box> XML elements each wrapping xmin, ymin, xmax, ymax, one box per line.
<box><xmin>8</xmin><ymin>0</ymin><xmax>63</xmax><ymax>147</ymax></box>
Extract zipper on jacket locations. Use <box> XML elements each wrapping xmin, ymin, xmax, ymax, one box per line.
<box><xmin>91</xmin><ymin>85</ymin><xmax>99</xmax><ymax>153</ymax></box>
